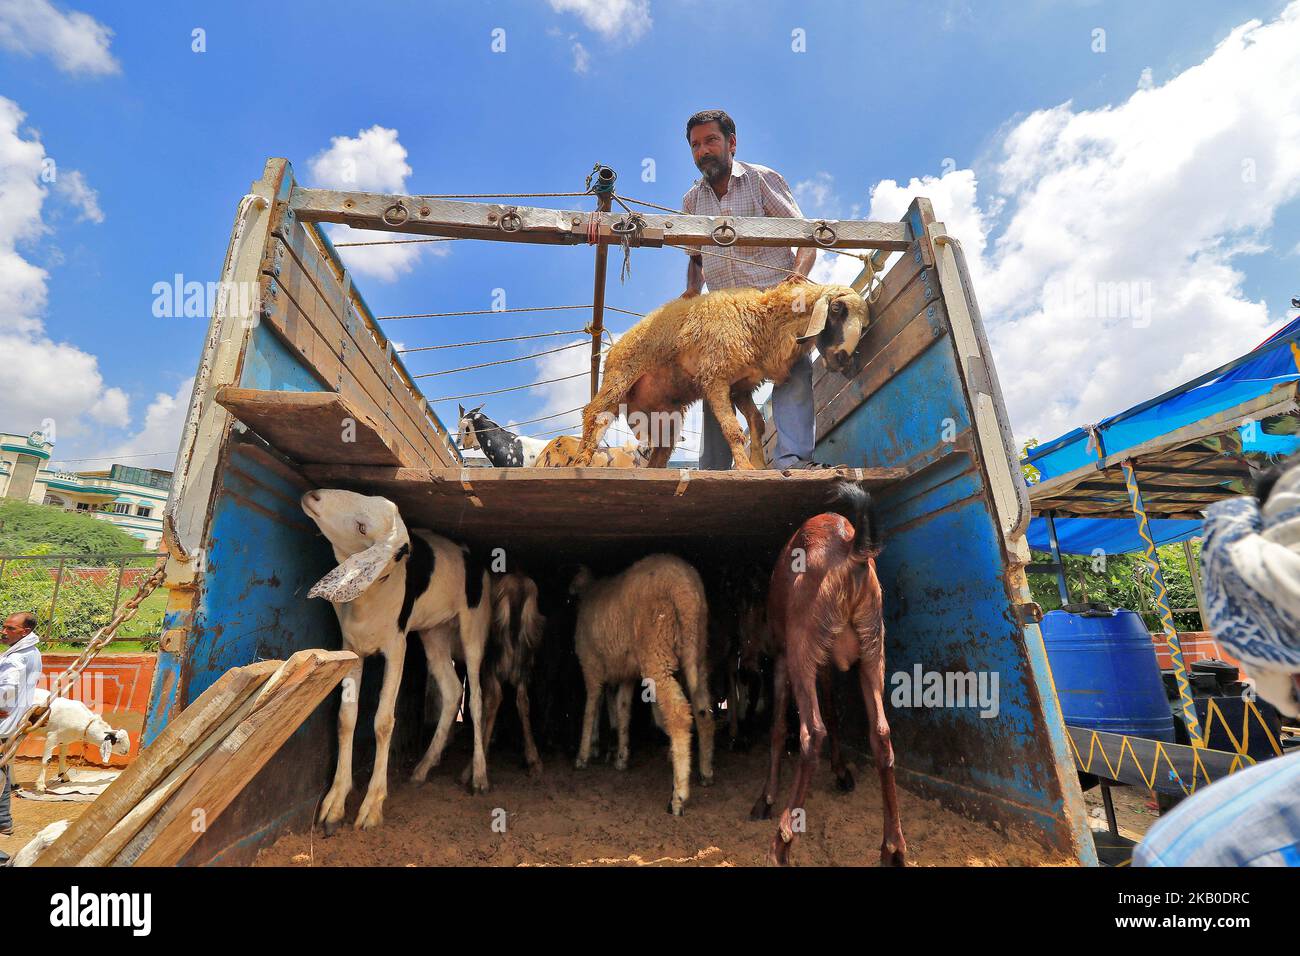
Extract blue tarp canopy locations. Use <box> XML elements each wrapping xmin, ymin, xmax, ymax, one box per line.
<box><xmin>1024</xmin><ymin>315</ymin><xmax>1300</xmax><ymax>555</ymax></box>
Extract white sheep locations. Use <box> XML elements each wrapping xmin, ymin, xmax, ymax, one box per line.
<box><xmin>30</xmin><ymin>688</ymin><xmax>131</xmax><ymax>792</ymax></box>
<box><xmin>302</xmin><ymin>489</ymin><xmax>493</xmax><ymax>833</ymax></box>
<box><xmin>570</xmin><ymin>554</ymin><xmax>714</xmax><ymax>815</ymax></box>
<box><xmin>576</xmin><ymin>278</ymin><xmax>869</xmax><ymax>468</ymax></box>
<box><xmin>10</xmin><ymin>818</ymin><xmax>70</xmax><ymax>867</ymax></box>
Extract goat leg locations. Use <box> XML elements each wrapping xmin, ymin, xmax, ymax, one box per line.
<box><xmin>769</xmin><ymin>666</ymin><xmax>825</xmax><ymax>867</ymax></box>
<box><xmin>320</xmin><ymin>657</ymin><xmax>364</xmax><ymax>835</ymax></box>
<box><xmin>750</xmin><ymin>652</ymin><xmax>788</xmax><ymax>820</ymax></box>
<box><xmin>355</xmin><ymin>646</ymin><xmax>405</xmax><ymax>831</ymax></box>
<box><xmin>575</xmin><ymin>674</ymin><xmax>602</xmax><ymax>770</ymax></box>
<box><xmin>412</xmin><ymin>630</ymin><xmax>462</xmax><ymax>783</ymax></box>
<box><xmin>859</xmin><ymin>651</ymin><xmax>907</xmax><ymax>866</ymax></box>
<box><xmin>734</xmin><ymin>391</ymin><xmax>767</xmax><ymax>469</ymax></box>
<box><xmin>462</xmin><ymin>630</ymin><xmax>491</xmax><ymax>794</ymax></box>
<box><xmin>611</xmin><ymin>680</ymin><xmax>633</xmax><ymax>770</ymax></box>
<box><xmin>819</xmin><ymin>670</ymin><xmax>854</xmax><ymax>792</ymax></box>
<box><xmin>516</xmin><ymin>684</ymin><xmax>543</xmax><ymax>777</ymax></box>
<box><xmin>460</xmin><ymin>672</ymin><xmax>502</xmax><ymax>786</ymax></box>
<box><xmin>577</xmin><ymin>389</ymin><xmax>620</xmax><ymax>465</ymax></box>
<box><xmin>704</xmin><ymin>384</ymin><xmax>756</xmax><ymax>470</ymax></box>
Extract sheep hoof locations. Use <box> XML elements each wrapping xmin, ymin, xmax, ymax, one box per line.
<box><xmin>835</xmin><ymin>769</ymin><xmax>855</xmax><ymax>792</ymax></box>
<box><xmin>526</xmin><ymin>760</ymin><xmax>544</xmax><ymax>779</ymax></box>
<box><xmin>469</xmin><ymin>777</ymin><xmax>490</xmax><ymax>795</ymax></box>
<box><xmin>699</xmin><ymin>772</ymin><xmax>714</xmax><ymax>787</ymax></box>
<box><xmin>614</xmin><ymin>757</ymin><xmax>628</xmax><ymax>771</ymax></box>
<box><xmin>749</xmin><ymin>796</ymin><xmax>773</xmax><ymax>821</ymax></box>
<box><xmin>574</xmin><ymin>757</ymin><xmax>588</xmax><ymax>771</ymax></box>
<box><xmin>322</xmin><ymin>818</ymin><xmax>341</xmax><ymax>838</ymax></box>
<box><xmin>458</xmin><ymin>764</ymin><xmax>472</xmax><ymax>786</ymax></box>
<box><xmin>881</xmin><ymin>842</ymin><xmax>907</xmax><ymax>867</ymax></box>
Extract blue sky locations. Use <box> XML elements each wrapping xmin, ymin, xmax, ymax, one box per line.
<box><xmin>1</xmin><ymin>0</ymin><xmax>1297</xmax><ymax>467</ymax></box>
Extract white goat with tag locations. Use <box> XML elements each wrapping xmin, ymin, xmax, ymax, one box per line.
<box><xmin>302</xmin><ymin>489</ymin><xmax>493</xmax><ymax>834</ymax></box>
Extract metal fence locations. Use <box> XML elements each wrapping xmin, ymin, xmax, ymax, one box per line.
<box><xmin>0</xmin><ymin>552</ymin><xmax>167</xmax><ymax>645</ymax></box>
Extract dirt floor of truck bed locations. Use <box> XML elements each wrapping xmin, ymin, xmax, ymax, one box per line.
<box><xmin>254</xmin><ymin>744</ymin><xmax>1074</xmax><ymax>867</ymax></box>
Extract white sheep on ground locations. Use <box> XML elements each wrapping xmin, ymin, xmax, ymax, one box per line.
<box><xmin>302</xmin><ymin>489</ymin><xmax>493</xmax><ymax>833</ymax></box>
<box><xmin>30</xmin><ymin>688</ymin><xmax>130</xmax><ymax>792</ymax></box>
<box><xmin>9</xmin><ymin>818</ymin><xmax>70</xmax><ymax>867</ymax></box>
<box><xmin>576</xmin><ymin>278</ymin><xmax>869</xmax><ymax>468</ymax></box>
<box><xmin>570</xmin><ymin>554</ymin><xmax>714</xmax><ymax>815</ymax></box>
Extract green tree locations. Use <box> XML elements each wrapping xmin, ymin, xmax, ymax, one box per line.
<box><xmin>1029</xmin><ymin>540</ymin><xmax>1203</xmax><ymax>632</ymax></box>
<box><xmin>0</xmin><ymin>499</ymin><xmax>147</xmax><ymax>558</ymax></box>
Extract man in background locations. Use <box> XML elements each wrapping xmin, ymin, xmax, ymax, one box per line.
<box><xmin>681</xmin><ymin>109</ymin><xmax>826</xmax><ymax>470</ymax></box>
<box><xmin>0</xmin><ymin>611</ymin><xmax>42</xmax><ymax>853</ymax></box>
<box><xmin>1134</xmin><ymin>458</ymin><xmax>1300</xmax><ymax>866</ymax></box>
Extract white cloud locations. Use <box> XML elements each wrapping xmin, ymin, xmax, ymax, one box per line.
<box><xmin>572</xmin><ymin>39</ymin><xmax>590</xmax><ymax>74</ymax></box>
<box><xmin>820</xmin><ymin>4</ymin><xmax>1300</xmax><ymax>445</ymax></box>
<box><xmin>55</xmin><ymin>167</ymin><xmax>102</xmax><ymax>222</ymax></box>
<box><xmin>307</xmin><ymin>125</ymin><xmax>445</xmax><ymax>282</ymax></box>
<box><xmin>99</xmin><ymin>377</ymin><xmax>193</xmax><ymax>464</ymax></box>
<box><xmin>549</xmin><ymin>0</ymin><xmax>651</xmax><ymax>42</ymax></box>
<box><xmin>0</xmin><ymin>0</ymin><xmax>119</xmax><ymax>76</ymax></box>
<box><xmin>794</xmin><ymin>171</ymin><xmax>837</xmax><ymax>217</ymax></box>
<box><xmin>0</xmin><ymin>95</ymin><xmax>133</xmax><ymax>448</ymax></box>
<box><xmin>1137</xmin><ymin>66</ymin><xmax>1154</xmax><ymax>90</ymax></box>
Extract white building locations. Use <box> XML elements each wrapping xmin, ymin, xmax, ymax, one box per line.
<box><xmin>0</xmin><ymin>431</ymin><xmax>170</xmax><ymax>551</ymax></box>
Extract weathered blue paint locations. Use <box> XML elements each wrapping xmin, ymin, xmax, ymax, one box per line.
<box><xmin>816</xmin><ymin>321</ymin><xmax>1090</xmax><ymax>857</ymax></box>
<box><xmin>240</xmin><ymin>323</ymin><xmax>327</xmax><ymax>392</ymax></box>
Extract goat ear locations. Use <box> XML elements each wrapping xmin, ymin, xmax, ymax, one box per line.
<box><xmin>458</xmin><ymin>403</ymin><xmax>465</xmax><ymax>420</ymax></box>
<box><xmin>309</xmin><ymin>523</ymin><xmax>409</xmax><ymax>603</ymax></box>
<box><xmin>796</xmin><ymin>294</ymin><xmax>831</xmax><ymax>341</ymax></box>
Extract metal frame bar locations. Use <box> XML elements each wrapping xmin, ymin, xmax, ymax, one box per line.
<box><xmin>289</xmin><ymin>187</ymin><xmax>913</xmax><ymax>250</ymax></box>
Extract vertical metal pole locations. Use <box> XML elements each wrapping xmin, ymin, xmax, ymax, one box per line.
<box><xmin>1183</xmin><ymin>538</ymin><xmax>1208</xmax><ymax>631</ymax></box>
<box><xmin>588</xmin><ymin>166</ymin><xmax>616</xmax><ymax>400</ymax></box>
<box><xmin>49</xmin><ymin>557</ymin><xmax>65</xmax><ymax>634</ymax></box>
<box><xmin>1122</xmin><ymin>459</ymin><xmax>1204</xmax><ymax>747</ymax></box>
<box><xmin>110</xmin><ymin>555</ymin><xmax>127</xmax><ymax>616</ymax></box>
<box><xmin>1044</xmin><ymin>512</ymin><xmax>1071</xmax><ymax>605</ymax></box>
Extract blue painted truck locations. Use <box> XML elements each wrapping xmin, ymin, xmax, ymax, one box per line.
<box><xmin>145</xmin><ymin>158</ymin><xmax>1097</xmax><ymax>865</ymax></box>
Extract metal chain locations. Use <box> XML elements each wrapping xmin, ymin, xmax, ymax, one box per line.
<box><xmin>0</xmin><ymin>553</ymin><xmax>168</xmax><ymax>771</ymax></box>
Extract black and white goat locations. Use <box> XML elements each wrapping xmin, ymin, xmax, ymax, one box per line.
<box><xmin>302</xmin><ymin>489</ymin><xmax>493</xmax><ymax>833</ymax></box>
<box><xmin>457</xmin><ymin>403</ymin><xmax>548</xmax><ymax>467</ymax></box>
<box><xmin>30</xmin><ymin>688</ymin><xmax>131</xmax><ymax>791</ymax></box>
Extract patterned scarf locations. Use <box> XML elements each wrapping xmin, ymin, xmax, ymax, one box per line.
<box><xmin>1201</xmin><ymin>463</ymin><xmax>1300</xmax><ymax>717</ymax></box>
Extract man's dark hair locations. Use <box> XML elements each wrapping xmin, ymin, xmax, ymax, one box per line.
<box><xmin>686</xmin><ymin>109</ymin><xmax>736</xmax><ymax>142</ymax></box>
<box><xmin>6</xmin><ymin>612</ymin><xmax>36</xmax><ymax>631</ymax></box>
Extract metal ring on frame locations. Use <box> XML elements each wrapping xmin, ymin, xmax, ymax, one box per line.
<box><xmin>711</xmin><ymin>221</ymin><xmax>737</xmax><ymax>246</ymax></box>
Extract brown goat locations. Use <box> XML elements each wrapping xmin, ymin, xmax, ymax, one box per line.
<box><xmin>751</xmin><ymin>482</ymin><xmax>906</xmax><ymax>866</ymax></box>
<box><xmin>576</xmin><ymin>278</ymin><xmax>869</xmax><ymax>469</ymax></box>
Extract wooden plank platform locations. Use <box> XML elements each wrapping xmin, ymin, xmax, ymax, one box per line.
<box><xmin>299</xmin><ymin>464</ymin><xmax>906</xmax><ymax>559</ymax></box>
<box><xmin>216</xmin><ymin>387</ymin><xmax>404</xmax><ymax>466</ymax></box>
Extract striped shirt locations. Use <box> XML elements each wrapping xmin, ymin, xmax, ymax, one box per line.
<box><xmin>1133</xmin><ymin>748</ymin><xmax>1300</xmax><ymax>866</ymax></box>
<box><xmin>682</xmin><ymin>160</ymin><xmax>804</xmax><ymax>292</ymax></box>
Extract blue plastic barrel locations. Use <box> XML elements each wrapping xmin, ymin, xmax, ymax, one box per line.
<box><xmin>1040</xmin><ymin>605</ymin><xmax>1176</xmax><ymax>742</ymax></box>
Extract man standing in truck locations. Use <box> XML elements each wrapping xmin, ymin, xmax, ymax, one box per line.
<box><xmin>681</xmin><ymin>109</ymin><xmax>827</xmax><ymax>470</ymax></box>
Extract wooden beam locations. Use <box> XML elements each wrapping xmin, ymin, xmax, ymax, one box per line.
<box><xmin>290</xmin><ymin>188</ymin><xmax>913</xmax><ymax>251</ymax></box>
<box><xmin>35</xmin><ymin>660</ymin><xmax>282</xmax><ymax>867</ymax></box>
<box><xmin>215</xmin><ymin>387</ymin><xmax>405</xmax><ymax>466</ymax></box>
